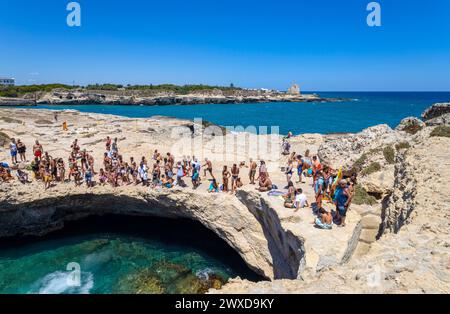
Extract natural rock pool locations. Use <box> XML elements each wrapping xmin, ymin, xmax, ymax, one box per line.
<box><xmin>0</xmin><ymin>215</ymin><xmax>262</xmax><ymax>294</ymax></box>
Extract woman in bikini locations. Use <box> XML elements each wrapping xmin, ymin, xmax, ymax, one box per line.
<box><xmin>222</xmin><ymin>165</ymin><xmax>231</xmax><ymax>192</ymax></box>
<box><xmin>57</xmin><ymin>158</ymin><xmax>65</xmax><ymax>182</ymax></box>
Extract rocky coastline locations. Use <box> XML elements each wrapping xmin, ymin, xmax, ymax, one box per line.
<box><xmin>0</xmin><ymin>103</ymin><xmax>449</xmax><ymax>293</ymax></box>
<box><xmin>0</xmin><ymin>90</ymin><xmax>345</xmax><ymax>106</ymax></box>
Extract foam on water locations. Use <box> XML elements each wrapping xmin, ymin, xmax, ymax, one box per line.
<box><xmin>31</xmin><ymin>271</ymin><xmax>94</xmax><ymax>294</ymax></box>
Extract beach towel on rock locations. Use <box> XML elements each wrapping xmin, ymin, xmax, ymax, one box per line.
<box><xmin>315</xmin><ymin>218</ymin><xmax>333</xmax><ymax>230</ymax></box>
<box><xmin>268</xmin><ymin>190</ymin><xmax>284</xmax><ymax>197</ymax></box>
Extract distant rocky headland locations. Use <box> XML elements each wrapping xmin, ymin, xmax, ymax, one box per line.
<box><xmin>0</xmin><ymin>84</ymin><xmax>345</xmax><ymax>106</ymax></box>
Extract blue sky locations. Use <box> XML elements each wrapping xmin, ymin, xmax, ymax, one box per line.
<box><xmin>0</xmin><ymin>0</ymin><xmax>449</xmax><ymax>91</ymax></box>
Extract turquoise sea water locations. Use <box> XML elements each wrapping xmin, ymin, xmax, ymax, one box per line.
<box><xmin>16</xmin><ymin>92</ymin><xmax>450</xmax><ymax>134</ymax></box>
<box><xmin>0</xmin><ymin>216</ymin><xmax>262</xmax><ymax>294</ymax></box>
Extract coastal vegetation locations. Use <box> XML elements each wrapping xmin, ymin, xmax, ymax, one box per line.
<box><xmin>430</xmin><ymin>125</ymin><xmax>450</xmax><ymax>138</ymax></box>
<box><xmin>352</xmin><ymin>184</ymin><xmax>377</xmax><ymax>205</ymax></box>
<box><xmin>0</xmin><ymin>83</ymin><xmax>241</xmax><ymax>98</ymax></box>
<box><xmin>395</xmin><ymin>141</ymin><xmax>411</xmax><ymax>150</ymax></box>
<box><xmin>383</xmin><ymin>146</ymin><xmax>396</xmax><ymax>164</ymax></box>
<box><xmin>360</xmin><ymin>162</ymin><xmax>381</xmax><ymax>176</ymax></box>
<box><xmin>0</xmin><ymin>84</ymin><xmax>75</xmax><ymax>97</ymax></box>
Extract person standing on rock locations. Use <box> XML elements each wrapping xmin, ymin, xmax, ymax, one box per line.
<box><xmin>231</xmin><ymin>164</ymin><xmax>240</xmax><ymax>194</ymax></box>
<box><xmin>111</xmin><ymin>138</ymin><xmax>119</xmax><ymax>154</ymax></box>
<box><xmin>334</xmin><ymin>179</ymin><xmax>352</xmax><ymax>227</ymax></box>
<box><xmin>222</xmin><ymin>165</ymin><xmax>231</xmax><ymax>192</ymax></box>
<box><xmin>257</xmin><ymin>160</ymin><xmax>268</xmax><ymax>183</ymax></box>
<box><xmin>202</xmin><ymin>158</ymin><xmax>213</xmax><ymax>179</ymax></box>
<box><xmin>33</xmin><ymin>140</ymin><xmax>43</xmax><ymax>161</ymax></box>
<box><xmin>138</xmin><ymin>161</ymin><xmax>149</xmax><ymax>186</ymax></box>
<box><xmin>249</xmin><ymin>159</ymin><xmax>257</xmax><ymax>184</ymax></box>
<box><xmin>9</xmin><ymin>138</ymin><xmax>18</xmax><ymax>164</ymax></box>
<box><xmin>314</xmin><ymin>170</ymin><xmax>325</xmax><ymax>210</ymax></box>
<box><xmin>105</xmin><ymin>136</ymin><xmax>112</xmax><ymax>151</ymax></box>
<box><xmin>17</xmin><ymin>139</ymin><xmax>27</xmax><ymax>162</ymax></box>
<box><xmin>296</xmin><ymin>155</ymin><xmax>305</xmax><ymax>183</ymax></box>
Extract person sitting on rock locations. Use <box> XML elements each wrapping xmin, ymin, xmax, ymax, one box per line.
<box><xmin>0</xmin><ymin>164</ymin><xmax>13</xmax><ymax>182</ymax></box>
<box><xmin>314</xmin><ymin>207</ymin><xmax>333</xmax><ymax>230</ymax></box>
<box><xmin>208</xmin><ymin>178</ymin><xmax>220</xmax><ymax>193</ymax></box>
<box><xmin>294</xmin><ymin>188</ymin><xmax>309</xmax><ymax>211</ymax></box>
<box><xmin>258</xmin><ymin>176</ymin><xmax>273</xmax><ymax>192</ymax></box>
<box><xmin>283</xmin><ymin>181</ymin><xmax>296</xmax><ymax>207</ymax></box>
<box><xmin>16</xmin><ymin>169</ymin><xmax>29</xmax><ymax>184</ymax></box>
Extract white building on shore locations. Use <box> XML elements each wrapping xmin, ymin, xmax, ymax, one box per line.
<box><xmin>0</xmin><ymin>77</ymin><xmax>15</xmax><ymax>86</ymax></box>
<box><xmin>287</xmin><ymin>84</ymin><xmax>301</xmax><ymax>95</ymax></box>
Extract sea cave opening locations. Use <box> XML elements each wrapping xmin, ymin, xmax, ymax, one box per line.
<box><xmin>0</xmin><ymin>215</ymin><xmax>265</xmax><ymax>294</ymax></box>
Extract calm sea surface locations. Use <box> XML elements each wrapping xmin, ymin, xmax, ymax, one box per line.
<box><xmin>9</xmin><ymin>92</ymin><xmax>450</xmax><ymax>134</ymax></box>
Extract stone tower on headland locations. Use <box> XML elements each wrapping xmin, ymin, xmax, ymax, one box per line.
<box><xmin>287</xmin><ymin>84</ymin><xmax>301</xmax><ymax>95</ymax></box>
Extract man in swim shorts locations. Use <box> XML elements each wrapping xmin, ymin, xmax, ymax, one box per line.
<box><xmin>33</xmin><ymin>140</ymin><xmax>43</xmax><ymax>161</ymax></box>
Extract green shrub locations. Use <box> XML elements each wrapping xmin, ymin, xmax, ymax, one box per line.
<box><xmin>352</xmin><ymin>185</ymin><xmax>378</xmax><ymax>206</ymax></box>
<box><xmin>360</xmin><ymin>162</ymin><xmax>381</xmax><ymax>176</ymax></box>
<box><xmin>395</xmin><ymin>141</ymin><xmax>410</xmax><ymax>150</ymax></box>
<box><xmin>430</xmin><ymin>125</ymin><xmax>450</xmax><ymax>138</ymax></box>
<box><xmin>383</xmin><ymin>146</ymin><xmax>395</xmax><ymax>164</ymax></box>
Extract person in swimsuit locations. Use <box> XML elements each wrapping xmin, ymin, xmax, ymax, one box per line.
<box><xmin>85</xmin><ymin>166</ymin><xmax>94</xmax><ymax>188</ymax></box>
<box><xmin>249</xmin><ymin>159</ymin><xmax>257</xmax><ymax>185</ymax></box>
<box><xmin>50</xmin><ymin>158</ymin><xmax>58</xmax><ymax>181</ymax></box>
<box><xmin>71</xmin><ymin>139</ymin><xmax>80</xmax><ymax>155</ymax></box>
<box><xmin>231</xmin><ymin>164</ymin><xmax>240</xmax><ymax>194</ymax></box>
<box><xmin>17</xmin><ymin>139</ymin><xmax>27</xmax><ymax>162</ymax></box>
<box><xmin>9</xmin><ymin>138</ymin><xmax>18</xmax><ymax>164</ymax></box>
<box><xmin>285</xmin><ymin>159</ymin><xmax>294</xmax><ymax>186</ymax></box>
<box><xmin>258</xmin><ymin>176</ymin><xmax>273</xmax><ymax>192</ymax></box>
<box><xmin>72</xmin><ymin>165</ymin><xmax>82</xmax><ymax>186</ymax></box>
<box><xmin>222</xmin><ymin>165</ymin><xmax>231</xmax><ymax>192</ymax></box>
<box><xmin>208</xmin><ymin>178</ymin><xmax>219</xmax><ymax>193</ymax></box>
<box><xmin>33</xmin><ymin>140</ymin><xmax>43</xmax><ymax>161</ymax></box>
<box><xmin>296</xmin><ymin>155</ymin><xmax>304</xmax><ymax>183</ymax></box>
<box><xmin>99</xmin><ymin>168</ymin><xmax>108</xmax><ymax>185</ymax></box>
<box><xmin>314</xmin><ymin>170</ymin><xmax>325</xmax><ymax>210</ymax></box>
<box><xmin>203</xmin><ymin>158</ymin><xmax>213</xmax><ymax>179</ymax></box>
<box><xmin>334</xmin><ymin>179</ymin><xmax>353</xmax><ymax>227</ymax></box>
<box><xmin>57</xmin><ymin>158</ymin><xmax>65</xmax><ymax>182</ymax></box>
<box><xmin>105</xmin><ymin>136</ymin><xmax>112</xmax><ymax>151</ymax></box>
<box><xmin>43</xmin><ymin>165</ymin><xmax>52</xmax><ymax>190</ymax></box>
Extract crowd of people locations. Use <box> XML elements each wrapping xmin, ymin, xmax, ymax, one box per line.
<box><xmin>2</xmin><ymin>135</ymin><xmax>356</xmax><ymax>228</ymax></box>
<box><xmin>280</xmin><ymin>149</ymin><xmax>356</xmax><ymax>228</ymax></box>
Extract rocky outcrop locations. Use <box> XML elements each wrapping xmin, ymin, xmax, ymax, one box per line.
<box><xmin>1</xmin><ymin>91</ymin><xmax>344</xmax><ymax>106</ymax></box>
<box><xmin>395</xmin><ymin>117</ymin><xmax>425</xmax><ymax>134</ymax></box>
<box><xmin>422</xmin><ymin>103</ymin><xmax>450</xmax><ymax>121</ymax></box>
<box><xmin>318</xmin><ymin>124</ymin><xmax>400</xmax><ymax>171</ymax></box>
<box><xmin>0</xmin><ymin>97</ymin><xmax>35</xmax><ymax>106</ymax></box>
